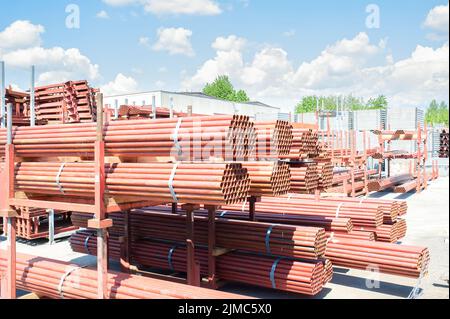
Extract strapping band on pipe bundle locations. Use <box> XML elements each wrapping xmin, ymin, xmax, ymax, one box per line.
<box><xmin>58</xmin><ymin>265</ymin><xmax>90</xmax><ymax>299</ymax></box>
<box><xmin>56</xmin><ymin>163</ymin><xmax>67</xmax><ymax>194</ymax></box>
<box><xmin>169</xmin><ymin>163</ymin><xmax>179</xmax><ymax>203</ymax></box>
<box><xmin>270</xmin><ymin>257</ymin><xmax>285</xmax><ymax>289</ymax></box>
<box><xmin>172</xmin><ymin>118</ymin><xmax>183</xmax><ymax>157</ymax></box>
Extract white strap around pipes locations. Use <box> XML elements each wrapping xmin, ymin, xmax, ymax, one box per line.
<box><xmin>169</xmin><ymin>163</ymin><xmax>179</xmax><ymax>203</ymax></box>
<box><xmin>58</xmin><ymin>265</ymin><xmax>91</xmax><ymax>299</ymax></box>
<box><xmin>172</xmin><ymin>118</ymin><xmax>183</xmax><ymax>157</ymax></box>
<box><xmin>56</xmin><ymin>163</ymin><xmax>67</xmax><ymax>194</ymax></box>
<box><xmin>335</xmin><ymin>203</ymin><xmax>344</xmax><ymax>218</ymax></box>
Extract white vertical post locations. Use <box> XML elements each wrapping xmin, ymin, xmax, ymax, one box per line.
<box><xmin>1</xmin><ymin>61</ymin><xmax>5</xmax><ymax>128</ymax></box>
<box><xmin>114</xmin><ymin>99</ymin><xmax>119</xmax><ymax>119</ymax></box>
<box><xmin>152</xmin><ymin>96</ymin><xmax>156</xmax><ymax>119</ymax></box>
<box><xmin>48</xmin><ymin>209</ymin><xmax>55</xmax><ymax>245</ymax></box>
<box><xmin>30</xmin><ymin>66</ymin><xmax>36</xmax><ymax>126</ymax></box>
<box><xmin>170</xmin><ymin>97</ymin><xmax>174</xmax><ymax>118</ymax></box>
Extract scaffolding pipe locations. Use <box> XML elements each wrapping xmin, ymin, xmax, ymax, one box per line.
<box><xmin>152</xmin><ymin>96</ymin><xmax>156</xmax><ymax>119</ymax></box>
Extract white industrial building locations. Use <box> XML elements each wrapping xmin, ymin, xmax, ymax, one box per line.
<box><xmin>104</xmin><ymin>90</ymin><xmax>280</xmax><ymax>118</ymax></box>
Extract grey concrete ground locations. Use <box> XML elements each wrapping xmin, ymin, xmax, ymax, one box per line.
<box><xmin>1</xmin><ymin>177</ymin><xmax>449</xmax><ymax>299</ymax></box>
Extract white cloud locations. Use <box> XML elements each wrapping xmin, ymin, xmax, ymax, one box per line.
<box><xmin>283</xmin><ymin>29</ymin><xmax>296</xmax><ymax>38</ymax></box>
<box><xmin>424</xmin><ymin>2</ymin><xmax>449</xmax><ymax>33</ymax></box>
<box><xmin>96</xmin><ymin>10</ymin><xmax>110</xmax><ymax>19</ymax></box>
<box><xmin>2</xmin><ymin>47</ymin><xmax>100</xmax><ymax>84</ymax></box>
<box><xmin>0</xmin><ymin>21</ymin><xmax>100</xmax><ymax>85</ymax></box>
<box><xmin>152</xmin><ymin>27</ymin><xmax>194</xmax><ymax>57</ymax></box>
<box><xmin>102</xmin><ymin>0</ymin><xmax>221</xmax><ymax>15</ymax></box>
<box><xmin>0</xmin><ymin>20</ymin><xmax>44</xmax><ymax>50</ymax></box>
<box><xmin>183</xmin><ymin>32</ymin><xmax>449</xmax><ymax>111</ymax></box>
<box><xmin>212</xmin><ymin>35</ymin><xmax>247</xmax><ymax>52</ymax></box>
<box><xmin>101</xmin><ymin>73</ymin><xmax>139</xmax><ymax>96</ymax></box>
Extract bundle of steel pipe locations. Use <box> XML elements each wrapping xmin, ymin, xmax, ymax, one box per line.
<box><xmin>393</xmin><ymin>175</ymin><xmax>433</xmax><ymax>193</ymax></box>
<box><xmin>0</xmin><ymin>251</ymin><xmax>245</xmax><ymax>299</ymax></box>
<box><xmin>355</xmin><ymin>219</ymin><xmax>407</xmax><ymax>243</ymax></box>
<box><xmin>286</xmin><ymin>127</ymin><xmax>319</xmax><ymax>159</ymax></box>
<box><xmin>316</xmin><ymin>161</ymin><xmax>334</xmax><ymax>190</ymax></box>
<box><xmin>368</xmin><ymin>174</ymin><xmax>412</xmax><ymax>192</ymax></box>
<box><xmin>290</xmin><ymin>195</ymin><xmax>405</xmax><ymax>224</ymax></box>
<box><xmin>11</xmin><ymin>162</ymin><xmax>251</xmax><ymax>206</ymax></box>
<box><xmin>241</xmin><ymin>161</ymin><xmax>291</xmax><ymax>197</ymax></box>
<box><xmin>325</xmin><ymin>238</ymin><xmax>429</xmax><ymax>278</ymax></box>
<box><xmin>0</xmin><ymin>115</ymin><xmax>256</xmax><ymax>160</ymax></box>
<box><xmin>254</xmin><ymin>121</ymin><xmax>293</xmax><ymax>158</ymax></box>
<box><xmin>70</xmin><ymin>233</ymin><xmax>330</xmax><ymax>296</ymax></box>
<box><xmin>326</xmin><ymin>231</ymin><xmax>376</xmax><ymax>242</ymax></box>
<box><xmin>71</xmin><ymin>207</ymin><xmax>327</xmax><ymax>259</ymax></box>
<box><xmin>225</xmin><ymin>196</ymin><xmax>383</xmax><ymax>228</ymax></box>
<box><xmin>289</xmin><ymin>163</ymin><xmax>319</xmax><ymax>194</ymax></box>
<box><xmin>198</xmin><ymin>209</ymin><xmax>353</xmax><ymax>233</ymax></box>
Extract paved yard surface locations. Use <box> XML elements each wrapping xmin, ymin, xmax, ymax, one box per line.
<box><xmin>1</xmin><ymin>177</ymin><xmax>448</xmax><ymax>299</ymax></box>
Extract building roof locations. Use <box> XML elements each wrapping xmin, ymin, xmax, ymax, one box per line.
<box><xmin>105</xmin><ymin>90</ymin><xmax>279</xmax><ymax>110</ymax></box>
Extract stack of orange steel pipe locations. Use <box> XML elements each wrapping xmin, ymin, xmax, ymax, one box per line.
<box><xmin>71</xmin><ymin>207</ymin><xmax>328</xmax><ymax>259</ymax></box>
<box><xmin>325</xmin><ymin>238</ymin><xmax>429</xmax><ymax>278</ymax></box>
<box><xmin>70</xmin><ymin>232</ymin><xmax>331</xmax><ymax>296</ymax></box>
<box><xmin>241</xmin><ymin>161</ymin><xmax>291</xmax><ymax>197</ymax></box>
<box><xmin>11</xmin><ymin>162</ymin><xmax>251</xmax><ymax>206</ymax></box>
<box><xmin>316</xmin><ymin>160</ymin><xmax>334</xmax><ymax>190</ymax></box>
<box><xmin>0</xmin><ymin>252</ymin><xmax>244</xmax><ymax>299</ymax></box>
<box><xmin>286</xmin><ymin>126</ymin><xmax>319</xmax><ymax>159</ymax></box>
<box><xmin>291</xmin><ymin>195</ymin><xmax>406</xmax><ymax>224</ymax></box>
<box><xmin>199</xmin><ymin>209</ymin><xmax>353</xmax><ymax>233</ymax></box>
<box><xmin>254</xmin><ymin>121</ymin><xmax>293</xmax><ymax>159</ymax></box>
<box><xmin>394</xmin><ymin>175</ymin><xmax>433</xmax><ymax>193</ymax></box>
<box><xmin>368</xmin><ymin>174</ymin><xmax>412</xmax><ymax>192</ymax></box>
<box><xmin>289</xmin><ymin>163</ymin><xmax>319</xmax><ymax>194</ymax></box>
<box><xmin>224</xmin><ymin>196</ymin><xmax>383</xmax><ymax>228</ymax></box>
<box><xmin>0</xmin><ymin>115</ymin><xmax>256</xmax><ymax>160</ymax></box>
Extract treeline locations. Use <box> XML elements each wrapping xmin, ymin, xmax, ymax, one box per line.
<box><xmin>425</xmin><ymin>100</ymin><xmax>448</xmax><ymax>126</ymax></box>
<box><xmin>296</xmin><ymin>95</ymin><xmax>388</xmax><ymax>113</ymax></box>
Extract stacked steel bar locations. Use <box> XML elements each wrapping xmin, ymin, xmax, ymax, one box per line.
<box><xmin>0</xmin><ymin>115</ymin><xmax>256</xmax><ymax>160</ymax></box>
<box><xmin>5</xmin><ymin>88</ymin><xmax>47</xmax><ymax>126</ymax></box>
<box><xmin>72</xmin><ymin>80</ymin><xmax>97</xmax><ymax>122</ymax></box>
<box><xmin>254</xmin><ymin>121</ymin><xmax>293</xmax><ymax>159</ymax></box>
<box><xmin>71</xmin><ymin>207</ymin><xmax>327</xmax><ymax>259</ymax></box>
<box><xmin>70</xmin><ymin>233</ymin><xmax>331</xmax><ymax>296</ymax></box>
<box><xmin>241</xmin><ymin>161</ymin><xmax>291</xmax><ymax>197</ymax></box>
<box><xmin>11</xmin><ymin>162</ymin><xmax>251</xmax><ymax>206</ymax></box>
<box><xmin>368</xmin><ymin>174</ymin><xmax>412</xmax><ymax>192</ymax></box>
<box><xmin>440</xmin><ymin>129</ymin><xmax>449</xmax><ymax>158</ymax></box>
<box><xmin>117</xmin><ymin>105</ymin><xmax>153</xmax><ymax>120</ymax></box>
<box><xmin>325</xmin><ymin>238</ymin><xmax>429</xmax><ymax>278</ymax></box>
<box><xmin>0</xmin><ymin>252</ymin><xmax>244</xmax><ymax>299</ymax></box>
<box><xmin>224</xmin><ymin>196</ymin><xmax>383</xmax><ymax>228</ymax></box>
<box><xmin>289</xmin><ymin>163</ymin><xmax>319</xmax><ymax>194</ymax></box>
<box><xmin>13</xmin><ymin>207</ymin><xmax>77</xmax><ymax>240</ymax></box>
<box><xmin>32</xmin><ymin>82</ymin><xmax>80</xmax><ymax>124</ymax></box>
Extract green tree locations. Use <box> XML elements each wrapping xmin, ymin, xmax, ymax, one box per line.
<box><xmin>202</xmin><ymin>75</ymin><xmax>250</xmax><ymax>102</ymax></box>
<box><xmin>426</xmin><ymin>100</ymin><xmax>449</xmax><ymax>125</ymax></box>
<box><xmin>366</xmin><ymin>95</ymin><xmax>388</xmax><ymax>110</ymax></box>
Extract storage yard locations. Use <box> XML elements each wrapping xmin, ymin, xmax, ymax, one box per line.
<box><xmin>0</xmin><ymin>77</ymin><xmax>449</xmax><ymax>300</ymax></box>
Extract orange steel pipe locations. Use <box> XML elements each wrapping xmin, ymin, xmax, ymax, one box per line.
<box><xmin>0</xmin><ymin>251</ymin><xmax>246</xmax><ymax>299</ymax></box>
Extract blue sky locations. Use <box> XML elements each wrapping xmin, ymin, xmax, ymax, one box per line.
<box><xmin>0</xmin><ymin>0</ymin><xmax>448</xmax><ymax>111</ymax></box>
